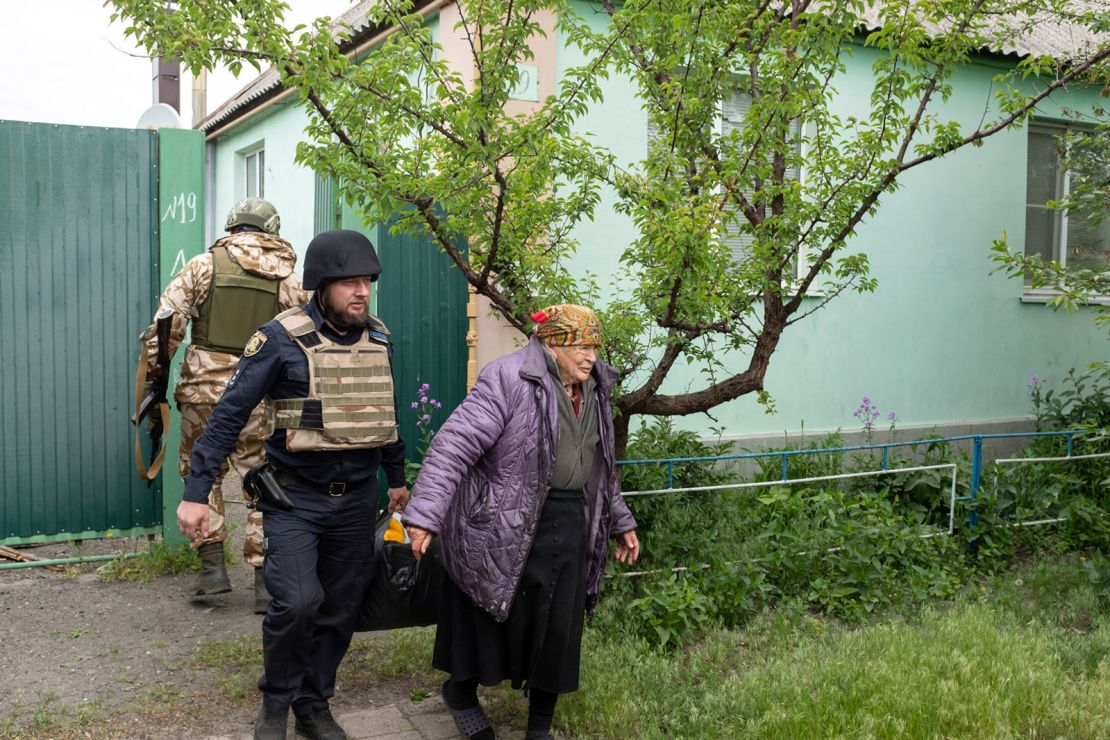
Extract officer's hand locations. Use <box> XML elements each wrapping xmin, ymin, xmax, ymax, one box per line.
<box><xmin>408</xmin><ymin>526</ymin><xmax>433</xmax><ymax>561</ymax></box>
<box><xmin>387</xmin><ymin>486</ymin><xmax>409</xmax><ymax>513</ymax></box>
<box><xmin>177</xmin><ymin>501</ymin><xmax>210</xmax><ymax>542</ymax></box>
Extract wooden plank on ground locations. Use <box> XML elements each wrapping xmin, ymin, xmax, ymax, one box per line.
<box><xmin>0</xmin><ymin>544</ymin><xmax>67</xmax><ymax>572</ymax></box>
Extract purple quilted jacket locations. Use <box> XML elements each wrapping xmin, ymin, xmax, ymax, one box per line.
<box><xmin>403</xmin><ymin>336</ymin><xmax>637</xmax><ymax>622</ymax></box>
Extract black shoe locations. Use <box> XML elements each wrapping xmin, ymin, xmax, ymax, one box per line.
<box><xmin>294</xmin><ymin>707</ymin><xmax>348</xmax><ymax>740</ymax></box>
<box><xmin>254</xmin><ymin>704</ymin><xmax>288</xmax><ymax>740</ymax></box>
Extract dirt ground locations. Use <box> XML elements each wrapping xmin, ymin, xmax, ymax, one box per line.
<box><xmin>0</xmin><ymin>490</ymin><xmax>441</xmax><ymax>739</ymax></box>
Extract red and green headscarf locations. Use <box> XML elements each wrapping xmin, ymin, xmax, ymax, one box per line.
<box><xmin>530</xmin><ymin>304</ymin><xmax>602</xmax><ymax>347</ymax></box>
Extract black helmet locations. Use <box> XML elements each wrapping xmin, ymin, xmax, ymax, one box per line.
<box><xmin>302</xmin><ymin>230</ymin><xmax>382</xmax><ymax>290</ymax></box>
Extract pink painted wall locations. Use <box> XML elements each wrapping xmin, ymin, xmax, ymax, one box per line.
<box><xmin>439</xmin><ymin>4</ymin><xmax>552</xmax><ymax>369</ymax></box>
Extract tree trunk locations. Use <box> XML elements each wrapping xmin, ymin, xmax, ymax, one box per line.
<box><xmin>613</xmin><ymin>411</ymin><xmax>632</xmax><ymax>470</ymax></box>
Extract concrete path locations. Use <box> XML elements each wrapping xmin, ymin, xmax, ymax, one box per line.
<box><xmin>207</xmin><ymin>700</ymin><xmax>529</xmax><ymax>739</ymax></box>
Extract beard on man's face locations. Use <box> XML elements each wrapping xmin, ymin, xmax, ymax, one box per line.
<box><xmin>321</xmin><ymin>287</ymin><xmax>368</xmax><ymax>329</ymax></box>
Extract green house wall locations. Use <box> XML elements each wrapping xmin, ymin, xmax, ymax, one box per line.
<box><xmin>559</xmin><ymin>1</ymin><xmax>1107</xmax><ymax>437</ymax></box>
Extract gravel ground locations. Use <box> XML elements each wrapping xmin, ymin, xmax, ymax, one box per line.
<box><xmin>0</xmin><ymin>490</ymin><xmax>457</xmax><ymax>739</ymax></box>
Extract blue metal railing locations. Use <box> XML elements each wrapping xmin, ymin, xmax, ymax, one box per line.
<box><xmin>617</xmin><ymin>429</ymin><xmax>1093</xmax><ymax>528</ymax></box>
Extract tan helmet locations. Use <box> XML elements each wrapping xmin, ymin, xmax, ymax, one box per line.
<box><xmin>224</xmin><ymin>197</ymin><xmax>281</xmax><ymax>235</ymax></box>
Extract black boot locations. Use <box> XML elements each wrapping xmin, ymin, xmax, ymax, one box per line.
<box><xmin>254</xmin><ymin>703</ymin><xmax>288</xmax><ymax>740</ymax></box>
<box><xmin>192</xmin><ymin>541</ymin><xmax>231</xmax><ymax>595</ymax></box>
<box><xmin>294</xmin><ymin>706</ymin><xmax>348</xmax><ymax>740</ymax></box>
<box><xmin>253</xmin><ymin>567</ymin><xmax>271</xmax><ymax>614</ymax></box>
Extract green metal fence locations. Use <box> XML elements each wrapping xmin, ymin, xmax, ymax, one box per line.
<box><xmin>375</xmin><ymin>224</ymin><xmax>470</xmax><ymax>461</ymax></box>
<box><xmin>0</xmin><ymin>121</ymin><xmax>162</xmax><ymax>544</ymax></box>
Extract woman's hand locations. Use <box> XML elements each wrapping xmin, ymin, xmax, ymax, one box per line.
<box><xmin>408</xmin><ymin>525</ymin><xmax>434</xmax><ymax>561</ymax></box>
<box><xmin>614</xmin><ymin>529</ymin><xmax>640</xmax><ymax>564</ymax></box>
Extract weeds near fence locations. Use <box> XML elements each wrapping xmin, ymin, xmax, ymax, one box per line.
<box><xmin>603</xmin><ymin>370</ymin><xmax>1110</xmax><ymax>649</ymax></box>
<box><xmin>97</xmin><ymin>542</ymin><xmax>201</xmax><ymax>583</ymax></box>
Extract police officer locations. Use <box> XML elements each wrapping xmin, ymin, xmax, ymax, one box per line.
<box><xmin>177</xmin><ymin>230</ymin><xmax>409</xmax><ymax>740</ymax></box>
<box><xmin>140</xmin><ymin>197</ymin><xmax>309</xmax><ymax>610</ymax></box>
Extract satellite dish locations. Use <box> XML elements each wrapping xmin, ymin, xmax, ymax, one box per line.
<box><xmin>136</xmin><ymin>103</ymin><xmax>182</xmax><ymax>130</ymax></box>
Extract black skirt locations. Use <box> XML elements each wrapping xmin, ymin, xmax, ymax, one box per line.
<box><xmin>432</xmin><ymin>488</ymin><xmax>589</xmax><ymax>693</ymax></box>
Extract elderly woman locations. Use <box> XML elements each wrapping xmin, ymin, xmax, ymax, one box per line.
<box><xmin>403</xmin><ymin>304</ymin><xmax>640</xmax><ymax>740</ymax></box>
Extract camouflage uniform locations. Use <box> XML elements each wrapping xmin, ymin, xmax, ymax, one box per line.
<box><xmin>142</xmin><ymin>230</ymin><xmax>309</xmax><ymax>565</ymax></box>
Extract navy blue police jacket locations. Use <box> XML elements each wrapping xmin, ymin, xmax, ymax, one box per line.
<box><xmin>182</xmin><ymin>296</ymin><xmax>407</xmax><ymax>504</ymax></box>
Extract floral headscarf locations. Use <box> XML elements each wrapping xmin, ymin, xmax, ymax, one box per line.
<box><xmin>530</xmin><ymin>304</ymin><xmax>602</xmax><ymax>346</ymax></box>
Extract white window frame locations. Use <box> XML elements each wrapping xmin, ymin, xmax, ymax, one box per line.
<box><xmin>244</xmin><ymin>146</ymin><xmax>265</xmax><ymax>199</ymax></box>
<box><xmin>1023</xmin><ymin>121</ymin><xmax>1110</xmax><ymax>304</ymax></box>
<box><xmin>647</xmin><ymin>85</ymin><xmax>811</xmax><ymax>284</ymax></box>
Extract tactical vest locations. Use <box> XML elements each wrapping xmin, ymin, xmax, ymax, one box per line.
<box><xmin>192</xmin><ymin>247</ymin><xmax>281</xmax><ymax>355</ymax></box>
<box><xmin>269</xmin><ymin>307</ymin><xmax>399</xmax><ymax>452</ymax></box>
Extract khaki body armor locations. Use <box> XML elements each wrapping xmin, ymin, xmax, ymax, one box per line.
<box><xmin>269</xmin><ymin>307</ymin><xmax>398</xmax><ymax>452</ymax></box>
<box><xmin>192</xmin><ymin>247</ymin><xmax>281</xmax><ymax>355</ymax></box>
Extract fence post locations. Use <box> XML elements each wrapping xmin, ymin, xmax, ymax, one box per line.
<box><xmin>967</xmin><ymin>436</ymin><xmax>983</xmax><ymax>528</ymax></box>
<box><xmin>882</xmin><ymin>447</ymin><xmax>889</xmax><ymax>470</ymax></box>
<box><xmin>781</xmin><ymin>453</ymin><xmax>789</xmax><ymax>481</ymax></box>
<box><xmin>667</xmin><ymin>461</ymin><xmax>674</xmax><ymax>489</ymax></box>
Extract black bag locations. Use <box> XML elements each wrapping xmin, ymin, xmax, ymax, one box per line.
<box><xmin>354</xmin><ymin>513</ymin><xmax>444</xmax><ymax>631</ymax></box>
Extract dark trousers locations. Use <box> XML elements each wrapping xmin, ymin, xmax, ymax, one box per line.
<box><xmin>256</xmin><ymin>481</ymin><xmax>375</xmax><ymax>712</ymax></box>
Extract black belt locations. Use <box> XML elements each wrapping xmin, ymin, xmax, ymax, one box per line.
<box><xmin>273</xmin><ymin>468</ymin><xmax>355</xmax><ymax>496</ymax></box>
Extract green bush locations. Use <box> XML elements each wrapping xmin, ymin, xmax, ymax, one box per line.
<box><xmin>619</xmin><ymin>417</ymin><xmax>739</xmax><ymax>569</ymax></box>
<box><xmin>627</xmin><ymin>573</ymin><xmax>713</xmax><ymax>649</ymax></box>
<box><xmin>1034</xmin><ymin>367</ymin><xmax>1110</xmax><ymax>432</ymax></box>
<box><xmin>751</xmin><ymin>486</ymin><xmax>964</xmax><ymax>620</ymax></box>
<box><xmin>973</xmin><ymin>369</ymin><xmax>1110</xmax><ymax>564</ymax></box>
<box><xmin>609</xmin><ymin>375</ymin><xmax>1108</xmax><ymax>648</ymax></box>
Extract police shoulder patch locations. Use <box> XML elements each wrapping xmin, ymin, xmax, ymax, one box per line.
<box><xmin>243</xmin><ymin>331</ymin><xmax>267</xmax><ymax>357</ymax></box>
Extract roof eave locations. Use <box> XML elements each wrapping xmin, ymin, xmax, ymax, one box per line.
<box><xmin>199</xmin><ymin>0</ymin><xmax>443</xmax><ymax>136</ymax></box>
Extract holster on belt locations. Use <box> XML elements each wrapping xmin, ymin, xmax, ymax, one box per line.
<box><xmin>242</xmin><ymin>461</ymin><xmax>295</xmax><ymax>511</ymax></box>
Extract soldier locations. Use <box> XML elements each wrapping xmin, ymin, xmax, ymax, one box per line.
<box><xmin>177</xmin><ymin>230</ymin><xmax>409</xmax><ymax>740</ymax></box>
<box><xmin>140</xmin><ymin>198</ymin><xmax>308</xmax><ymax>611</ymax></box>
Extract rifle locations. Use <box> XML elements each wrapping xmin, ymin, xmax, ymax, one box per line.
<box><xmin>132</xmin><ymin>308</ymin><xmax>174</xmax><ymax>486</ymax></box>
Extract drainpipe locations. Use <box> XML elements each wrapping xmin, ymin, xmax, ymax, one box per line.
<box><xmin>152</xmin><ymin>1</ymin><xmax>180</xmax><ymax>113</ymax></box>
<box><xmin>205</xmin><ymin>140</ymin><xmax>217</xmax><ymax>244</ymax></box>
<box><xmin>152</xmin><ymin>55</ymin><xmax>181</xmax><ymax>113</ymax></box>
<box><xmin>191</xmin><ymin>68</ymin><xmax>207</xmax><ymax>128</ymax></box>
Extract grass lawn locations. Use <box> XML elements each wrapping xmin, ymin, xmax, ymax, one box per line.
<box><xmin>560</xmin><ymin>553</ymin><xmax>1110</xmax><ymax>738</ymax></box>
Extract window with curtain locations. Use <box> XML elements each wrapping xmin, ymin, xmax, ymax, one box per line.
<box><xmin>719</xmin><ymin>89</ymin><xmax>802</xmax><ymax>265</ymax></box>
<box><xmin>647</xmin><ymin>86</ymin><xmax>803</xmax><ymax>270</ymax></box>
<box><xmin>1024</xmin><ymin>124</ymin><xmax>1110</xmax><ymax>286</ymax></box>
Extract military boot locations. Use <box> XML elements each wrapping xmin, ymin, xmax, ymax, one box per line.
<box><xmin>253</xmin><ymin>567</ymin><xmax>271</xmax><ymax>614</ymax></box>
<box><xmin>192</xmin><ymin>541</ymin><xmax>231</xmax><ymax>595</ymax></box>
<box><xmin>254</xmin><ymin>703</ymin><xmax>288</xmax><ymax>740</ymax></box>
